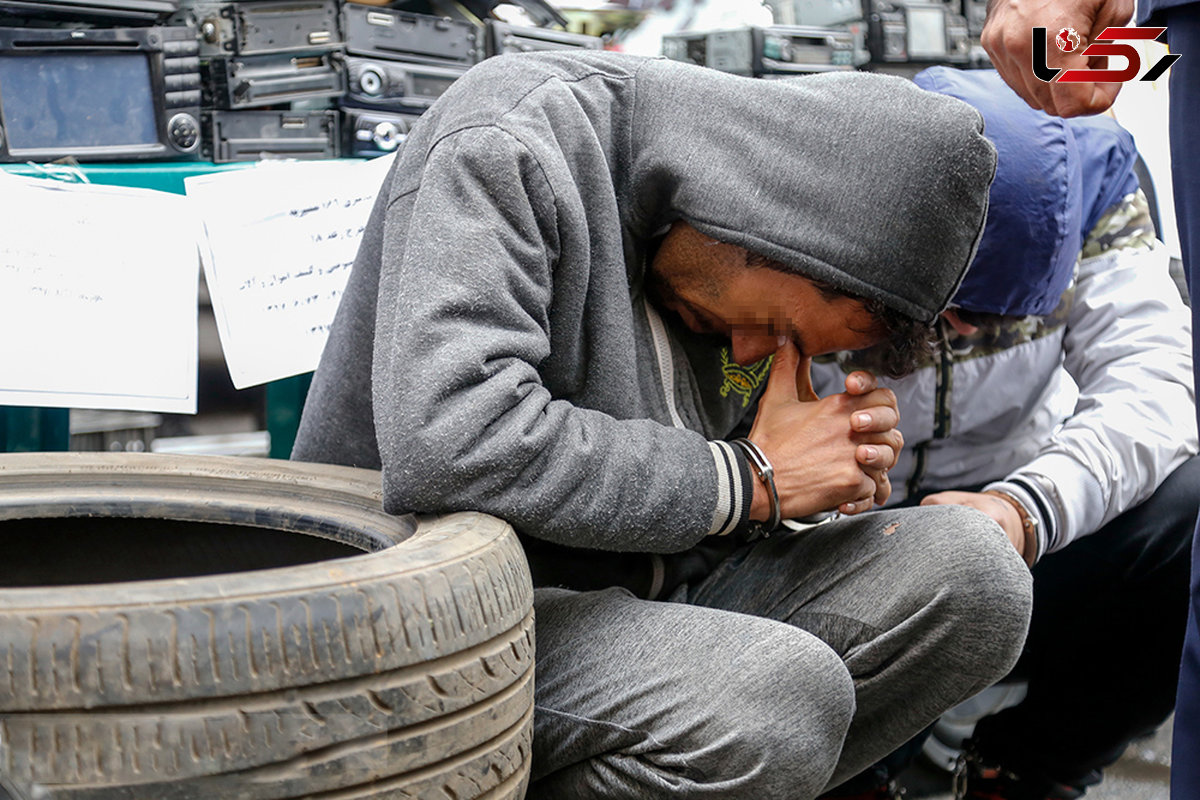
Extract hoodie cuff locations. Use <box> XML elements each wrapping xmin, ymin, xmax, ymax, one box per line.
<box><xmin>707</xmin><ymin>441</ymin><xmax>753</xmax><ymax>536</ymax></box>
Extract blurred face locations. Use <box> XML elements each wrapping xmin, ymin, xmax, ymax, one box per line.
<box><xmin>647</xmin><ymin>222</ymin><xmax>885</xmax><ymax>366</ymax></box>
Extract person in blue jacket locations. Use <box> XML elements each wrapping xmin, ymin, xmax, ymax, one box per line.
<box><xmin>819</xmin><ymin>67</ymin><xmax>1197</xmax><ymax>800</ymax></box>
<box><xmin>981</xmin><ymin>3</ymin><xmax>1199</xmax><ymax>798</ymax></box>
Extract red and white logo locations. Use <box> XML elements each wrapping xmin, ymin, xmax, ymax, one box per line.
<box><xmin>1055</xmin><ymin>27</ymin><xmax>1081</xmax><ymax>52</ymax></box>
<box><xmin>1032</xmin><ymin>26</ymin><xmax>1180</xmax><ymax>83</ymax></box>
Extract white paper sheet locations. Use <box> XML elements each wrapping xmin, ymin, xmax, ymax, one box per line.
<box><xmin>0</xmin><ymin>173</ymin><xmax>199</xmax><ymax>414</ymax></box>
<box><xmin>187</xmin><ymin>154</ymin><xmax>395</xmax><ymax>389</ymax></box>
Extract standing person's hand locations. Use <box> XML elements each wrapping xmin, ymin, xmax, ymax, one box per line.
<box><xmin>982</xmin><ymin>0</ymin><xmax>1134</xmax><ymax>117</ymax></box>
<box><xmin>746</xmin><ymin>341</ymin><xmax>901</xmax><ymax>520</ymax></box>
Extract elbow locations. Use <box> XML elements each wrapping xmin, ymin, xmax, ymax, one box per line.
<box><xmin>376</xmin><ymin>420</ymin><xmax>473</xmax><ymax>514</ymax></box>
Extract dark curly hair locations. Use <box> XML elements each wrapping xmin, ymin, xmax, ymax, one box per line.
<box><xmin>846</xmin><ymin>293</ymin><xmax>939</xmax><ymax>379</ymax></box>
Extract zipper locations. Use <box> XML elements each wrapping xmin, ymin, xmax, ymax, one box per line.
<box><xmin>643</xmin><ymin>298</ymin><xmax>681</xmax><ymax>599</ymax></box>
<box><xmin>907</xmin><ymin>319</ymin><xmax>954</xmax><ymax>499</ymax></box>
<box><xmin>932</xmin><ymin>319</ymin><xmax>954</xmax><ymax>440</ymax></box>
<box><xmin>644</xmin><ymin>298</ymin><xmax>687</xmax><ymax>429</ymax></box>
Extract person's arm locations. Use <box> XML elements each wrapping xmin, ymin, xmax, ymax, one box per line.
<box><xmin>982</xmin><ymin>0</ymin><xmax>1134</xmax><ymax>117</ymax></box>
<box><xmin>984</xmin><ymin>192</ymin><xmax>1195</xmax><ymax>560</ymax></box>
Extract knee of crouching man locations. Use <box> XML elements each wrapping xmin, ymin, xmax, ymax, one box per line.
<box><xmin>714</xmin><ymin>626</ymin><xmax>857</xmax><ymax>799</ymax></box>
<box><xmin>928</xmin><ymin>504</ymin><xmax>1034</xmax><ymax>686</ymax></box>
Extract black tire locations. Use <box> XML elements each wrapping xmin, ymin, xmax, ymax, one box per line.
<box><xmin>0</xmin><ymin>453</ymin><xmax>533</xmax><ymax>800</ymax></box>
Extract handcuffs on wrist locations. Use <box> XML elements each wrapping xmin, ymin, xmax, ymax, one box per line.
<box><xmin>732</xmin><ymin>438</ymin><xmax>781</xmax><ymax>537</ymax></box>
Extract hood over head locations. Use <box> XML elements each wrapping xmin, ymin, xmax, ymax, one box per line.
<box><xmin>915</xmin><ymin>67</ymin><xmax>1084</xmax><ymax>317</ymax></box>
<box><xmin>626</xmin><ymin>60</ymin><xmax>997</xmax><ymax>325</ymax></box>
<box><xmin>1067</xmin><ymin>113</ymin><xmax>1141</xmax><ymax>238</ymax></box>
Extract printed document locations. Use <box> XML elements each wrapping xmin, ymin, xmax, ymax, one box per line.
<box><xmin>0</xmin><ymin>172</ymin><xmax>198</xmax><ymax>413</ymax></box>
<box><xmin>188</xmin><ymin>154</ymin><xmax>394</xmax><ymax>388</ymax></box>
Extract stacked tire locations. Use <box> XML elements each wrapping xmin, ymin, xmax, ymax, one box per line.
<box><xmin>0</xmin><ymin>453</ymin><xmax>534</xmax><ymax>800</ymax></box>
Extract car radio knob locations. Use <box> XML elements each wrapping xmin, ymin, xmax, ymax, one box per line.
<box><xmin>359</xmin><ymin>67</ymin><xmax>385</xmax><ymax>96</ymax></box>
<box><xmin>372</xmin><ymin>120</ymin><xmax>406</xmax><ymax>151</ymax></box>
<box><xmin>167</xmin><ymin>113</ymin><xmax>200</xmax><ymax>152</ymax></box>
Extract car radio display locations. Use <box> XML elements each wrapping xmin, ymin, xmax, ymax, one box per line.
<box><xmin>0</xmin><ymin>52</ymin><xmax>157</xmax><ymax>150</ymax></box>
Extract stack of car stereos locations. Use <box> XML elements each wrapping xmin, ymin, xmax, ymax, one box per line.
<box><xmin>686</xmin><ymin>0</ymin><xmax>976</xmax><ymax>77</ymax></box>
<box><xmin>661</xmin><ymin>25</ymin><xmax>860</xmax><ymax>77</ymax></box>
<box><xmin>339</xmin><ymin>4</ymin><xmax>477</xmax><ymax>158</ymax></box>
<box><xmin>188</xmin><ymin>0</ymin><xmax>345</xmax><ymax>161</ymax></box>
<box><xmin>862</xmin><ymin>0</ymin><xmax>970</xmax><ymax>65</ymax></box>
<box><xmin>0</xmin><ymin>0</ymin><xmax>604</xmax><ymax>164</ymax></box>
<box><xmin>341</xmin><ymin>13</ymin><xmax>601</xmax><ymax>159</ymax></box>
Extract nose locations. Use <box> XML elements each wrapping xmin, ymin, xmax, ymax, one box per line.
<box><xmin>730</xmin><ymin>330</ymin><xmax>782</xmax><ymax>366</ymax></box>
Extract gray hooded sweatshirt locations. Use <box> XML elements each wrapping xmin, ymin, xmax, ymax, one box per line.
<box><xmin>293</xmin><ymin>52</ymin><xmax>995</xmax><ymax>595</ymax></box>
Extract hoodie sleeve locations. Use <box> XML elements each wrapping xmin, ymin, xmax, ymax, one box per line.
<box><xmin>987</xmin><ymin>191</ymin><xmax>1197</xmax><ymax>560</ymax></box>
<box><xmin>371</xmin><ymin>125</ymin><xmax>750</xmax><ymax>552</ymax></box>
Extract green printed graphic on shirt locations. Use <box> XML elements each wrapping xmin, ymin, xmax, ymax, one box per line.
<box><xmin>720</xmin><ymin>349</ymin><xmax>772</xmax><ymax>407</ymax></box>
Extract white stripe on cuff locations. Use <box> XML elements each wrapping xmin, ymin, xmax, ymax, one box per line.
<box><xmin>708</xmin><ymin>440</ymin><xmax>743</xmax><ymax>536</ymax></box>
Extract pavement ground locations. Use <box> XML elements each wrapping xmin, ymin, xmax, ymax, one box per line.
<box><xmin>896</xmin><ymin>716</ymin><xmax>1173</xmax><ymax>800</ymax></box>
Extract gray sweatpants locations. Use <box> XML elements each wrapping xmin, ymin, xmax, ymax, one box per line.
<box><xmin>528</xmin><ymin>504</ymin><xmax>1033</xmax><ymax>799</ymax></box>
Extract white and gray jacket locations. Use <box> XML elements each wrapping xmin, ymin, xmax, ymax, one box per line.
<box><xmin>815</xmin><ymin>193</ymin><xmax>1196</xmax><ymax>562</ymax></box>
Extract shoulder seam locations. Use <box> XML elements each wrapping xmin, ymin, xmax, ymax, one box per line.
<box><xmin>387</xmin><ymin>123</ymin><xmax>557</xmax><ymax>211</ymax></box>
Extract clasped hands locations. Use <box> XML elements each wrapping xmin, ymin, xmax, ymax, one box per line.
<box><xmin>746</xmin><ymin>341</ymin><xmax>901</xmax><ymax>522</ymax></box>
<box><xmin>743</xmin><ymin>341</ymin><xmax>1030</xmax><ymax>563</ymax></box>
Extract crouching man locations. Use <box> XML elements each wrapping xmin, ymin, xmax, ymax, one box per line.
<box><xmin>293</xmin><ymin>51</ymin><xmax>1033</xmax><ymax>800</ymax></box>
